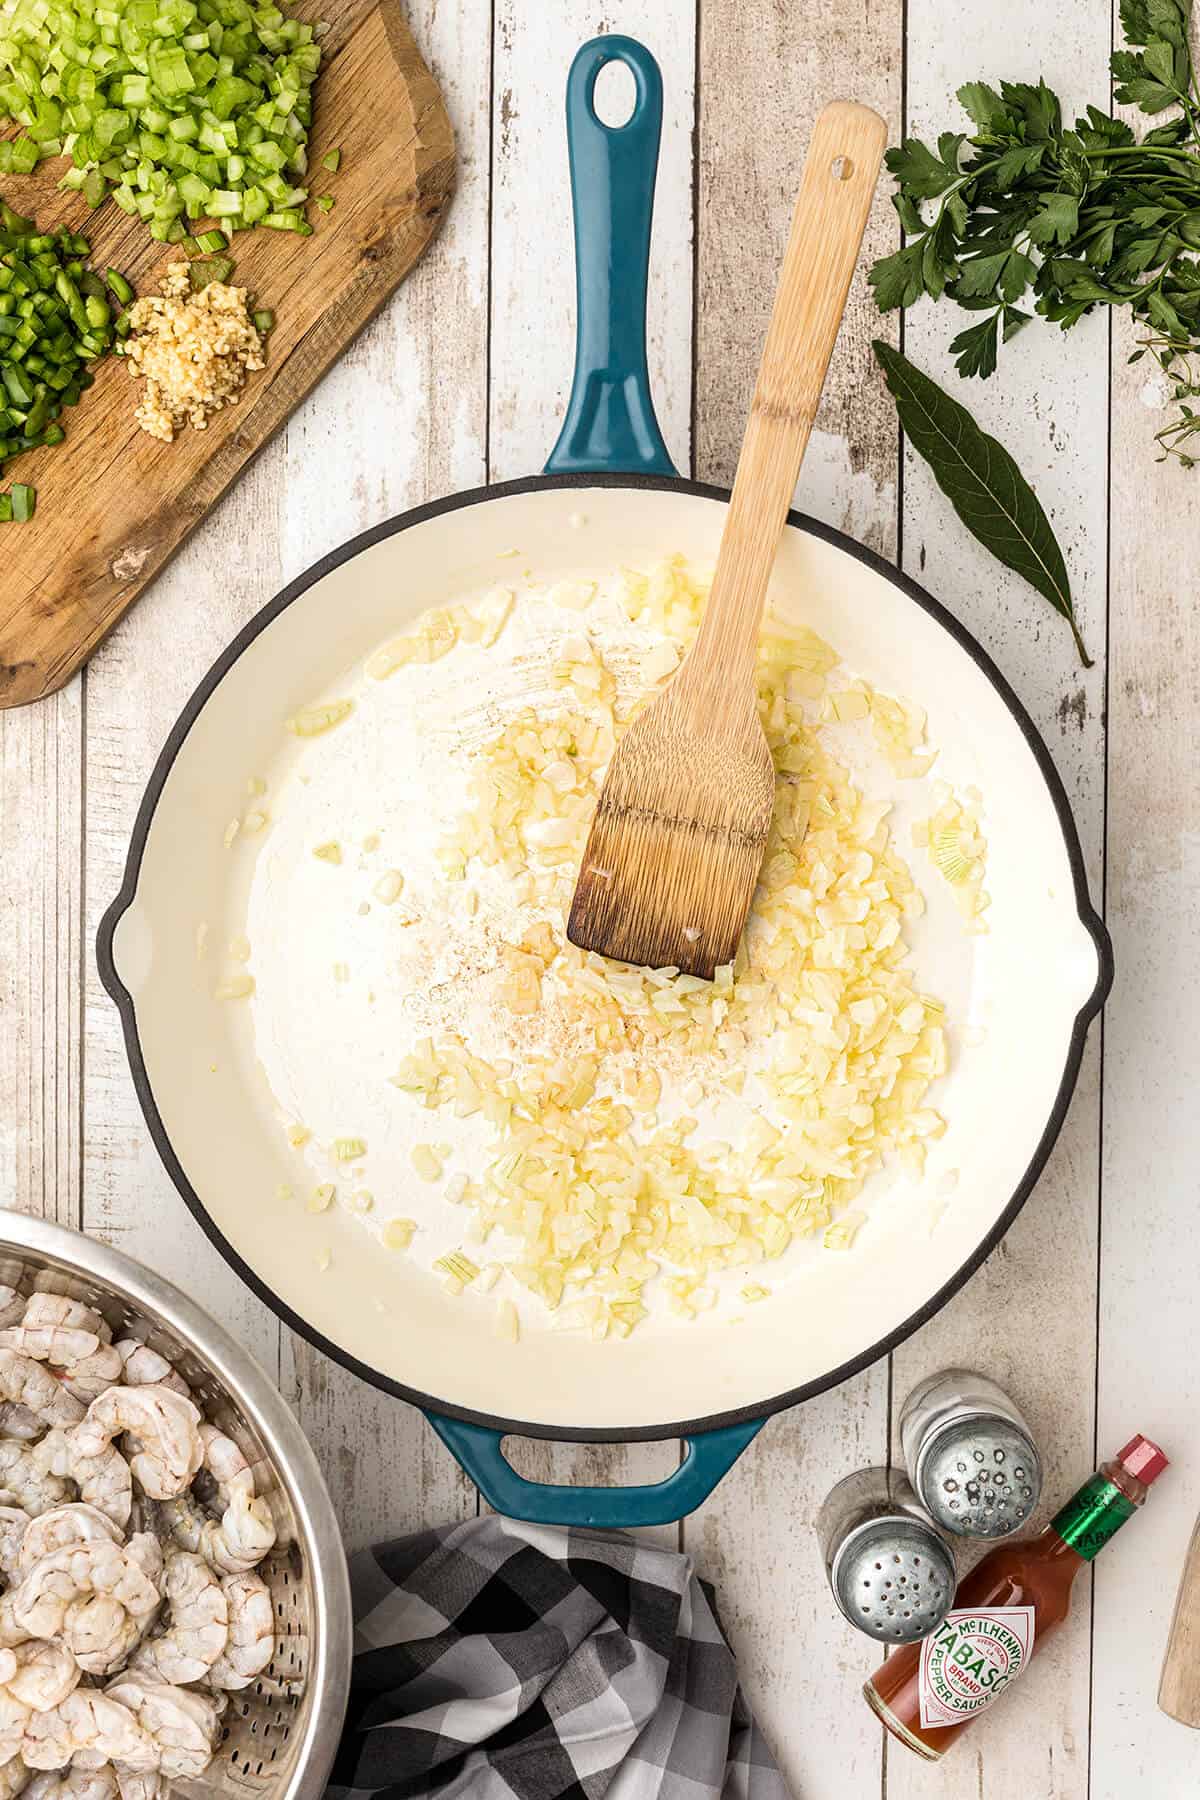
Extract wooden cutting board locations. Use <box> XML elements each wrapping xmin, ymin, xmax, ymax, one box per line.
<box><xmin>0</xmin><ymin>0</ymin><xmax>454</xmax><ymax>708</ymax></box>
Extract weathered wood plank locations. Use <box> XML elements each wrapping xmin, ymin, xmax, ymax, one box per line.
<box><xmin>0</xmin><ymin>682</ymin><xmax>82</xmax><ymax>1226</ymax></box>
<box><xmin>887</xmin><ymin>7</ymin><xmax>1110</xmax><ymax>1796</ymax></box>
<box><xmin>487</xmin><ymin>0</ymin><xmax>697</xmax><ymax>1524</ymax></box>
<box><xmin>1091</xmin><ymin>329</ymin><xmax>1200</xmax><ymax>1798</ymax></box>
<box><xmin>688</xmin><ymin>2</ymin><xmax>903</xmax><ymax>1792</ymax></box>
<box><xmin>277</xmin><ymin>0</ymin><xmax>491</xmax><ymax>1543</ymax></box>
<box><xmin>694</xmin><ymin>0</ymin><xmax>902</xmax><ymax>558</ymax></box>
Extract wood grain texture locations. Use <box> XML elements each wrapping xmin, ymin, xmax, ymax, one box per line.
<box><xmin>489</xmin><ymin>0</ymin><xmax>697</xmax><ymax>1517</ymax></box>
<box><xmin>695</xmin><ymin>0</ymin><xmax>902</xmax><ymax>557</ymax></box>
<box><xmin>1158</xmin><ymin>1514</ymin><xmax>1200</xmax><ymax>1730</ymax></box>
<box><xmin>0</xmin><ymin>679</ymin><xmax>81</xmax><ymax>1224</ymax></box>
<box><xmin>1092</xmin><ymin>299</ymin><xmax>1200</xmax><ymax>1796</ymax></box>
<box><xmin>888</xmin><ymin>6</ymin><xmax>1111</xmax><ymax>1797</ymax></box>
<box><xmin>0</xmin><ymin>0</ymin><xmax>454</xmax><ymax>710</ymax></box>
<box><xmin>689</xmin><ymin>5</ymin><xmax>902</xmax><ymax>1795</ymax></box>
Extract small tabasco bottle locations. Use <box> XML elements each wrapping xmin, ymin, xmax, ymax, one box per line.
<box><xmin>863</xmin><ymin>1434</ymin><xmax>1169</xmax><ymax>1760</ymax></box>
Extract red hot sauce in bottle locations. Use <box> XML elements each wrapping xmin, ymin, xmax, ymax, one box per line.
<box><xmin>863</xmin><ymin>1434</ymin><xmax>1168</xmax><ymax>1760</ymax></box>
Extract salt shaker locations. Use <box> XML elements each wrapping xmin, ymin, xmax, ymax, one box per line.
<box><xmin>816</xmin><ymin>1466</ymin><xmax>957</xmax><ymax>1644</ymax></box>
<box><xmin>900</xmin><ymin>1368</ymin><xmax>1043</xmax><ymax>1539</ymax></box>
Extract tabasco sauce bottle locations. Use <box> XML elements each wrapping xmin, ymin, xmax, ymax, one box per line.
<box><xmin>863</xmin><ymin>1434</ymin><xmax>1168</xmax><ymax>1760</ymax></box>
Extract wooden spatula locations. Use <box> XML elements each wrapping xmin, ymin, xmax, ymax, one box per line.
<box><xmin>567</xmin><ymin>101</ymin><xmax>887</xmax><ymax>979</ymax></box>
<box><xmin>1160</xmin><ymin>1510</ymin><xmax>1200</xmax><ymax>1727</ymax></box>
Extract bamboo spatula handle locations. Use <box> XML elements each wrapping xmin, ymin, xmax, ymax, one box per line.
<box><xmin>686</xmin><ymin>101</ymin><xmax>886</xmax><ymax>701</ymax></box>
<box><xmin>1160</xmin><ymin>1513</ymin><xmax>1200</xmax><ymax>1726</ymax></box>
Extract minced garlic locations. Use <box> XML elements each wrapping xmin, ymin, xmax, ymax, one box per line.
<box><xmin>123</xmin><ymin>261</ymin><xmax>266</xmax><ymax>442</ymax></box>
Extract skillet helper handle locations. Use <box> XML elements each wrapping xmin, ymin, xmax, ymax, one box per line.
<box><xmin>1159</xmin><ymin>1511</ymin><xmax>1200</xmax><ymax>1725</ymax></box>
<box><xmin>544</xmin><ymin>35</ymin><xmax>677</xmax><ymax>477</ymax></box>
<box><xmin>425</xmin><ymin>1414</ymin><xmax>764</xmax><ymax>1528</ymax></box>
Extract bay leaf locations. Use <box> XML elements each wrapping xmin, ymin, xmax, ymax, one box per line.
<box><xmin>873</xmin><ymin>340</ymin><xmax>1090</xmax><ymax>666</ymax></box>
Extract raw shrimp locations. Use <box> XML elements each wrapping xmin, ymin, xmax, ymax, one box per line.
<box><xmin>0</xmin><ymin>1293</ymin><xmax>26</xmax><ymax>1332</ymax></box>
<box><xmin>21</xmin><ymin>1693</ymin><xmax>156</xmax><ymax>1773</ymax></box>
<box><xmin>2</xmin><ymin>1644</ymin><xmax>79</xmax><ymax>1716</ymax></box>
<box><xmin>3</xmin><ymin>1538</ymin><xmax>163</xmax><ymax>1675</ymax></box>
<box><xmin>2</xmin><ymin>1306</ymin><xmax>121</xmax><ymax>1411</ymax></box>
<box><xmin>195</xmin><ymin>1426</ymin><xmax>256</xmax><ymax>1509</ymax></box>
<box><xmin>123</xmin><ymin>1538</ymin><xmax>161</xmax><ymax>1595</ymax></box>
<box><xmin>158</xmin><ymin>1487</ymin><xmax>274</xmax><ymax>1576</ymax></box>
<box><xmin>207</xmin><ymin>1571</ymin><xmax>272</xmax><ymax>1691</ymax></box>
<box><xmin>129</xmin><ymin>1552</ymin><xmax>226</xmax><ymax>1687</ymax></box>
<box><xmin>32</xmin><ymin>1437</ymin><xmax>131</xmax><ymax>1534</ymax></box>
<box><xmin>20</xmin><ymin>1301</ymin><xmax>109</xmax><ymax>1346</ymax></box>
<box><xmin>0</xmin><ymin>1447</ymin><xmax>70</xmax><ymax>1521</ymax></box>
<box><xmin>110</xmin><ymin>1773</ymin><xmax>166</xmax><ymax>1800</ymax></box>
<box><xmin>2</xmin><ymin>1646</ymin><xmax>75</xmax><ymax>1719</ymax></box>
<box><xmin>102</xmin><ymin>1679</ymin><xmax>218</xmax><ymax>1780</ymax></box>
<box><xmin>0</xmin><ymin>1694</ymin><xmax>31</xmax><ymax>1769</ymax></box>
<box><xmin>73</xmin><ymin>1393</ymin><xmax>201</xmax><ymax>1503</ymax></box>
<box><xmin>0</xmin><ymin>1512</ymin><xmax>29</xmax><ymax>1583</ymax></box>
<box><xmin>56</xmin><ymin>1353</ymin><xmax>124</xmax><ymax>1411</ymax></box>
<box><xmin>23</xmin><ymin>1768</ymin><xmax>117</xmax><ymax>1800</ymax></box>
<box><xmin>0</xmin><ymin>1333</ymin><xmax>98</xmax><ymax>1374</ymax></box>
<box><xmin>111</xmin><ymin>1350</ymin><xmax>187</xmax><ymax>1401</ymax></box>
<box><xmin>0</xmin><ymin>1412</ymin><xmax>43</xmax><ymax>1446</ymax></box>
<box><xmin>0</xmin><ymin>1760</ymin><xmax>30</xmax><ymax>1800</ymax></box>
<box><xmin>17</xmin><ymin>1511</ymin><xmax>121</xmax><ymax>1581</ymax></box>
<box><xmin>0</xmin><ymin>1359</ymin><xmax>82</xmax><ymax>1436</ymax></box>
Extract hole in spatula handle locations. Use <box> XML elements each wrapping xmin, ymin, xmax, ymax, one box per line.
<box><xmin>830</xmin><ymin>153</ymin><xmax>854</xmax><ymax>180</ymax></box>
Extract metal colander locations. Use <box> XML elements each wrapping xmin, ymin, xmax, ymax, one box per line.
<box><xmin>0</xmin><ymin>1212</ymin><xmax>352</xmax><ymax>1800</ymax></box>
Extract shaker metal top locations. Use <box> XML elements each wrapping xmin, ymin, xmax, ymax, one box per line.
<box><xmin>832</xmin><ymin>1516</ymin><xmax>957</xmax><ymax>1644</ymax></box>
<box><xmin>916</xmin><ymin>1418</ymin><xmax>1042</xmax><ymax>1538</ymax></box>
<box><xmin>817</xmin><ymin>1466</ymin><xmax>957</xmax><ymax>1645</ymax></box>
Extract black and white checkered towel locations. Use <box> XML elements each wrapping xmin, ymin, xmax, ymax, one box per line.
<box><xmin>328</xmin><ymin>1514</ymin><xmax>791</xmax><ymax>1800</ymax></box>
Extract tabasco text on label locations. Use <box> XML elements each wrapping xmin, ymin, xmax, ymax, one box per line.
<box><xmin>918</xmin><ymin>1606</ymin><xmax>1035</xmax><ymax>1729</ymax></box>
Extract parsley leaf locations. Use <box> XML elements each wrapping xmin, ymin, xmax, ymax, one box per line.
<box><xmin>867</xmin><ymin>0</ymin><xmax>1200</xmax><ymax>464</ymax></box>
<box><xmin>956</xmin><ymin>81</ymin><xmax>1010</xmax><ymax>133</ymax></box>
<box><xmin>885</xmin><ymin>136</ymin><xmax>962</xmax><ymax>199</ymax></box>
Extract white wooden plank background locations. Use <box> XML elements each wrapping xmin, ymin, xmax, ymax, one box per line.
<box><xmin>2</xmin><ymin>0</ymin><xmax>1197</xmax><ymax>1793</ymax></box>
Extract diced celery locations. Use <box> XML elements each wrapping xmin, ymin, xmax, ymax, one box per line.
<box><xmin>0</xmin><ymin>0</ymin><xmax>324</xmax><ymax>245</ymax></box>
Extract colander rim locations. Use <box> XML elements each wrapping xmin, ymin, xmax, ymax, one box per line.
<box><xmin>0</xmin><ymin>1210</ymin><xmax>353</xmax><ymax>1800</ymax></box>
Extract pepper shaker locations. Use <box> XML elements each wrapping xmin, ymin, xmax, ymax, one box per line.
<box><xmin>816</xmin><ymin>1466</ymin><xmax>957</xmax><ymax>1644</ymax></box>
<box><xmin>900</xmin><ymin>1369</ymin><xmax>1043</xmax><ymax>1538</ymax></box>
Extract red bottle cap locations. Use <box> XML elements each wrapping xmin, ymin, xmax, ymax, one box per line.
<box><xmin>1117</xmin><ymin>1434</ymin><xmax>1169</xmax><ymax>1486</ymax></box>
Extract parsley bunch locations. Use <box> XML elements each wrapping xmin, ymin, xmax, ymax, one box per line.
<box><xmin>870</xmin><ymin>0</ymin><xmax>1200</xmax><ymax>464</ymax></box>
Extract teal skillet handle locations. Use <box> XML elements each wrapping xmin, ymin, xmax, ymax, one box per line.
<box><xmin>425</xmin><ymin>1414</ymin><xmax>764</xmax><ymax>1528</ymax></box>
<box><xmin>429</xmin><ymin>37</ymin><xmax>754</xmax><ymax>1532</ymax></box>
<box><xmin>544</xmin><ymin>36</ymin><xmax>677</xmax><ymax>478</ymax></box>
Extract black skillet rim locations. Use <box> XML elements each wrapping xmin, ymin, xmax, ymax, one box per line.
<box><xmin>97</xmin><ymin>471</ymin><xmax>1114</xmax><ymax>1445</ymax></box>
